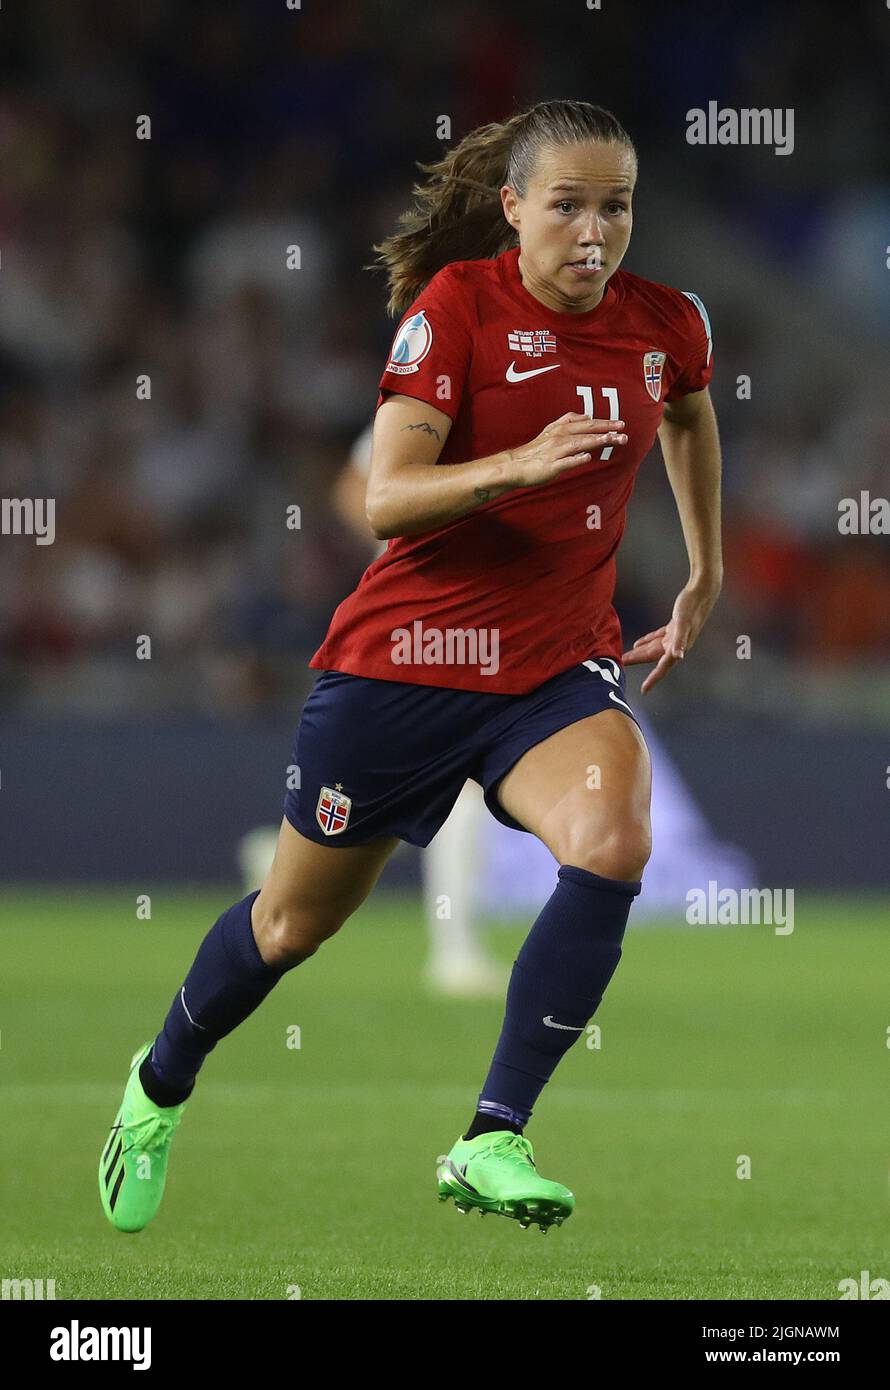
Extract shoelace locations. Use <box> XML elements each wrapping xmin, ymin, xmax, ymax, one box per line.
<box><xmin>123</xmin><ymin>1111</ymin><xmax>180</xmax><ymax>1154</ymax></box>
<box><xmin>485</xmin><ymin>1133</ymin><xmax>536</xmax><ymax>1167</ymax></box>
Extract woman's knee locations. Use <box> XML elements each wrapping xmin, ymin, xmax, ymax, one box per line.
<box><xmin>250</xmin><ymin>889</ymin><xmax>349</xmax><ymax>969</ymax></box>
<box><xmin>557</xmin><ymin>814</ymin><xmax>652</xmax><ymax>883</ymax></box>
<box><xmin>249</xmin><ymin>825</ymin><xmax>398</xmax><ymax>970</ymax></box>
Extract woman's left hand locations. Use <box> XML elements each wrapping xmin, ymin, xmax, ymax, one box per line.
<box><xmin>621</xmin><ymin>579</ymin><xmax>721</xmax><ymax>694</ymax></box>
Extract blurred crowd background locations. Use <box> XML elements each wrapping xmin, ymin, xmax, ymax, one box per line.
<box><xmin>1</xmin><ymin>0</ymin><xmax>888</xmax><ymax>726</ymax></box>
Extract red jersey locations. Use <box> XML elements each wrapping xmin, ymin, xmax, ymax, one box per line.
<box><xmin>310</xmin><ymin>245</ymin><xmax>713</xmax><ymax>693</ymax></box>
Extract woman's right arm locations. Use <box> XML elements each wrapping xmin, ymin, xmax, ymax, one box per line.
<box><xmin>365</xmin><ymin>393</ymin><xmax>627</xmax><ymax>539</ymax></box>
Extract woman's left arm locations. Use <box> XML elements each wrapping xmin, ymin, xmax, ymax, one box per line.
<box><xmin>623</xmin><ymin>387</ymin><xmax>723</xmax><ymax>694</ymax></box>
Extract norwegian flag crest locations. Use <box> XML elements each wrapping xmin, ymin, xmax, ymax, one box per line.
<box><xmin>643</xmin><ymin>350</ymin><xmax>667</xmax><ymax>402</ymax></box>
<box><xmin>316</xmin><ymin>785</ymin><xmax>352</xmax><ymax>836</ymax></box>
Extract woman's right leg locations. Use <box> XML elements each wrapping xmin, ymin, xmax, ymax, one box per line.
<box><xmin>253</xmin><ymin>817</ymin><xmax>401</xmax><ymax>968</ymax></box>
<box><xmin>100</xmin><ymin>819</ymin><xmax>399</xmax><ymax>1231</ymax></box>
<box><xmin>146</xmin><ymin>818</ymin><xmax>400</xmax><ymax>1102</ymax></box>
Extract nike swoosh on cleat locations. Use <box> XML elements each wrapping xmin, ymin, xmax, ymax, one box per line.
<box><xmin>505</xmin><ymin>362</ymin><xmax>561</xmax><ymax>383</ymax></box>
<box><xmin>542</xmin><ymin>1015</ymin><xmax>584</xmax><ymax>1031</ymax></box>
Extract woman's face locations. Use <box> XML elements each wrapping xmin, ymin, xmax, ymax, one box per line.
<box><xmin>501</xmin><ymin>139</ymin><xmax>636</xmax><ymax>313</ymax></box>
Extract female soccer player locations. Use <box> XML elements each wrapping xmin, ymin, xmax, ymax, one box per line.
<box><xmin>100</xmin><ymin>99</ymin><xmax>722</xmax><ymax>1235</ymax></box>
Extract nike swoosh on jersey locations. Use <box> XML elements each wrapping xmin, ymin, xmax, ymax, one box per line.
<box><xmin>505</xmin><ymin>361</ymin><xmax>561</xmax><ymax>383</ymax></box>
<box><xmin>543</xmin><ymin>1015</ymin><xmax>584</xmax><ymax>1031</ymax></box>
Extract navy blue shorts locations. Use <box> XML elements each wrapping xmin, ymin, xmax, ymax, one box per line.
<box><xmin>283</xmin><ymin>658</ymin><xmax>639</xmax><ymax>847</ymax></box>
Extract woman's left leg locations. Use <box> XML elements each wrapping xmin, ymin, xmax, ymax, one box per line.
<box><xmin>496</xmin><ymin>707</ymin><xmax>651</xmax><ymax>877</ymax></box>
<box><xmin>466</xmin><ymin>708</ymin><xmax>651</xmax><ymax>1137</ymax></box>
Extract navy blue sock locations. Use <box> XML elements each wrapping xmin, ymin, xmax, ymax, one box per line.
<box><xmin>144</xmin><ymin>891</ymin><xmax>286</xmax><ymax>1103</ymax></box>
<box><xmin>471</xmin><ymin>864</ymin><xmax>641</xmax><ymax>1131</ymax></box>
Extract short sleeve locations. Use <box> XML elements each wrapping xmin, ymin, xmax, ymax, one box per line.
<box><xmin>376</xmin><ymin>265</ymin><xmax>474</xmax><ymax>422</ymax></box>
<box><xmin>665</xmin><ymin>290</ymin><xmax>714</xmax><ymax>401</ymax></box>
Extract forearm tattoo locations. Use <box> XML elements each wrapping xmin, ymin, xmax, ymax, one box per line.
<box><xmin>474</xmin><ymin>487</ymin><xmax>491</xmax><ymax>503</ymax></box>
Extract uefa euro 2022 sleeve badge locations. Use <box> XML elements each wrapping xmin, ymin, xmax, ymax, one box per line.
<box><xmin>386</xmin><ymin>311</ymin><xmax>433</xmax><ymax>375</ymax></box>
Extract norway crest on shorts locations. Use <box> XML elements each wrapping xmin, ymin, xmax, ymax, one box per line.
<box><xmin>643</xmin><ymin>350</ymin><xmax>667</xmax><ymax>402</ymax></box>
<box><xmin>316</xmin><ymin>784</ymin><xmax>352</xmax><ymax>836</ymax></box>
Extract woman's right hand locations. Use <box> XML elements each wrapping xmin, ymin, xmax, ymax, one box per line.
<box><xmin>503</xmin><ymin>412</ymin><xmax>628</xmax><ymax>490</ymax></box>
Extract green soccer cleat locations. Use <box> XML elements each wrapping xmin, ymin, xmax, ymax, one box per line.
<box><xmin>99</xmin><ymin>1042</ymin><xmax>188</xmax><ymax>1233</ymax></box>
<box><xmin>436</xmin><ymin>1131</ymin><xmax>575</xmax><ymax>1231</ymax></box>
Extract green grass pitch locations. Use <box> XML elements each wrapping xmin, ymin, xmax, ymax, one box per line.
<box><xmin>1</xmin><ymin>887</ymin><xmax>888</xmax><ymax>1300</ymax></box>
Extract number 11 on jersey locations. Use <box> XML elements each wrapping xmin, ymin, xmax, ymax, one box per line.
<box><xmin>577</xmin><ymin>385</ymin><xmax>621</xmax><ymax>459</ymax></box>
